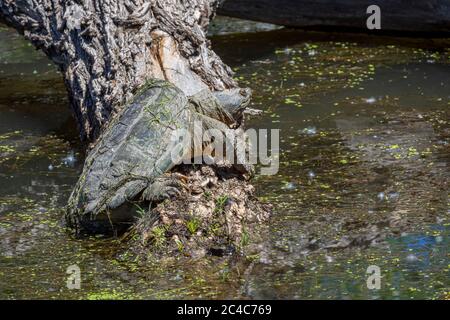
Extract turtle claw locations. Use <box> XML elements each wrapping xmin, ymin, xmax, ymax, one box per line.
<box><xmin>141</xmin><ymin>173</ymin><xmax>188</xmax><ymax>202</ymax></box>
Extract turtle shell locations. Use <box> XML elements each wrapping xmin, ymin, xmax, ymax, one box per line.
<box><xmin>66</xmin><ymin>80</ymin><xmax>191</xmax><ymax>230</ymax></box>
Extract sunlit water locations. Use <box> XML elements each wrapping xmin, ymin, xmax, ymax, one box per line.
<box><xmin>0</xmin><ymin>20</ymin><xmax>448</xmax><ymax>299</ymax></box>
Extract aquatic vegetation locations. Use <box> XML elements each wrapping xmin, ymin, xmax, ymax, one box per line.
<box><xmin>86</xmin><ymin>289</ymin><xmax>130</xmax><ymax>300</ymax></box>
<box><xmin>0</xmin><ymin>131</ymin><xmax>78</xmax><ymax>169</ymax></box>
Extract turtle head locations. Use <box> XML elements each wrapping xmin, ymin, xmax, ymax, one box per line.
<box><xmin>213</xmin><ymin>87</ymin><xmax>252</xmax><ymax>120</ymax></box>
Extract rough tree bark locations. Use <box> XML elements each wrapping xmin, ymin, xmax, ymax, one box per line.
<box><xmin>0</xmin><ymin>0</ymin><xmax>238</xmax><ymax>141</ymax></box>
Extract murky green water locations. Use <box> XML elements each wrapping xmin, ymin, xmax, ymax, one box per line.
<box><xmin>0</xmin><ymin>21</ymin><xmax>448</xmax><ymax>299</ymax></box>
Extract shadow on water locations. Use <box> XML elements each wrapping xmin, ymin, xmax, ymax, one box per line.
<box><xmin>0</xmin><ymin>20</ymin><xmax>448</xmax><ymax>299</ymax></box>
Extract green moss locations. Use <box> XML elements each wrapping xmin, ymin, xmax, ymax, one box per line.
<box><xmin>240</xmin><ymin>228</ymin><xmax>250</xmax><ymax>248</ymax></box>
<box><xmin>150</xmin><ymin>225</ymin><xmax>167</xmax><ymax>248</ymax></box>
<box><xmin>203</xmin><ymin>191</ymin><xmax>212</xmax><ymax>200</ymax></box>
<box><xmin>186</xmin><ymin>217</ymin><xmax>200</xmax><ymax>235</ymax></box>
<box><xmin>133</xmin><ymin>204</ymin><xmax>147</xmax><ymax>217</ymax></box>
<box><xmin>214</xmin><ymin>195</ymin><xmax>229</xmax><ymax>214</ymax></box>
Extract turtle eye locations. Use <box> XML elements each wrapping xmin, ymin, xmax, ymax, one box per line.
<box><xmin>239</xmin><ymin>89</ymin><xmax>248</xmax><ymax>97</ymax></box>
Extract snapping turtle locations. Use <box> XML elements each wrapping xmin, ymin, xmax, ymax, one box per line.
<box><xmin>66</xmin><ymin>80</ymin><xmax>251</xmax><ymax>234</ymax></box>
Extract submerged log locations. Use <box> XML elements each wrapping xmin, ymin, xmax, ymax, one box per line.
<box><xmin>218</xmin><ymin>0</ymin><xmax>450</xmax><ymax>35</ymax></box>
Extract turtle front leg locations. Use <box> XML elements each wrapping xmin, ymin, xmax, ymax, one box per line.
<box><xmin>141</xmin><ymin>173</ymin><xmax>188</xmax><ymax>203</ymax></box>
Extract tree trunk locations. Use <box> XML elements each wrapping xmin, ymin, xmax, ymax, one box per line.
<box><xmin>0</xmin><ymin>0</ymin><xmax>238</xmax><ymax>141</ymax></box>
